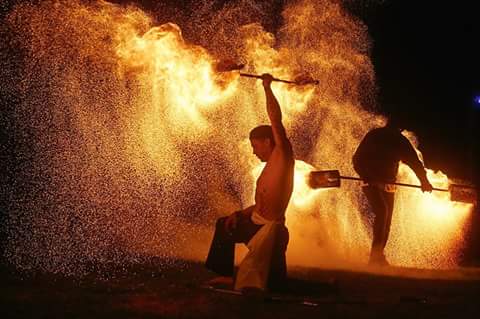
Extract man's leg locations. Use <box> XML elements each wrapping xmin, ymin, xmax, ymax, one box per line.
<box><xmin>235</xmin><ymin>222</ymin><xmax>289</xmax><ymax>292</ymax></box>
<box><xmin>205</xmin><ymin>216</ymin><xmax>235</xmax><ymax>276</ymax></box>
<box><xmin>205</xmin><ymin>212</ymin><xmax>262</xmax><ymax>276</ymax></box>
<box><xmin>381</xmin><ymin>192</ymin><xmax>395</xmax><ymax>251</ymax></box>
<box><xmin>363</xmin><ymin>186</ymin><xmax>389</xmax><ymax>265</ymax></box>
<box><xmin>267</xmin><ymin>224</ymin><xmax>289</xmax><ymax>291</ymax></box>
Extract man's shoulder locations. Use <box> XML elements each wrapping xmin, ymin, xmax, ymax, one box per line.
<box><xmin>366</xmin><ymin>127</ymin><xmax>401</xmax><ymax>140</ymax></box>
<box><xmin>275</xmin><ymin>139</ymin><xmax>293</xmax><ymax>154</ymax></box>
<box><xmin>368</xmin><ymin>127</ymin><xmax>388</xmax><ymax>135</ymax></box>
<box><xmin>361</xmin><ymin>127</ymin><xmax>381</xmax><ymax>140</ymax></box>
<box><xmin>271</xmin><ymin>142</ymin><xmax>294</xmax><ymax>163</ymax></box>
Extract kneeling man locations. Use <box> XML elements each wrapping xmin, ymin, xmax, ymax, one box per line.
<box><xmin>205</xmin><ymin>74</ymin><xmax>294</xmax><ymax>292</ymax></box>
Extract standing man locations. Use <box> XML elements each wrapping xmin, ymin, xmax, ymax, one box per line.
<box><xmin>205</xmin><ymin>74</ymin><xmax>295</xmax><ymax>292</ymax></box>
<box><xmin>352</xmin><ymin>118</ymin><xmax>433</xmax><ymax>266</ymax></box>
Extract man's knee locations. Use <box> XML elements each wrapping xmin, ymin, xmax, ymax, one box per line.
<box><xmin>212</xmin><ymin>217</ymin><xmax>230</xmax><ymax>239</ymax></box>
<box><xmin>215</xmin><ymin>216</ymin><xmax>228</xmax><ymax>229</ymax></box>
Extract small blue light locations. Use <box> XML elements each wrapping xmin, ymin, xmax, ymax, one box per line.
<box><xmin>475</xmin><ymin>96</ymin><xmax>480</xmax><ymax>109</ymax></box>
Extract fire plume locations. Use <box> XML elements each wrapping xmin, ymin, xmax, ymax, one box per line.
<box><xmin>116</xmin><ymin>22</ymin><xmax>239</xmax><ymax>131</ymax></box>
<box><xmin>2</xmin><ymin>0</ymin><xmax>473</xmax><ymax>274</ymax></box>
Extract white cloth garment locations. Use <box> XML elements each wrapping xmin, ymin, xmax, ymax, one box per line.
<box><xmin>234</xmin><ymin>210</ymin><xmax>282</xmax><ymax>291</ymax></box>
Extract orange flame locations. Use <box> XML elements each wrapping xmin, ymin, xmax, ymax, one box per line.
<box><xmin>386</xmin><ymin>135</ymin><xmax>474</xmax><ymax>268</ymax></box>
<box><xmin>5</xmin><ymin>0</ymin><xmax>473</xmax><ymax>273</ymax></box>
<box><xmin>116</xmin><ymin>23</ymin><xmax>238</xmax><ymax>130</ymax></box>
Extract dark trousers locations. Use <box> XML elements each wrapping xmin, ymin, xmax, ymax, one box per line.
<box><xmin>362</xmin><ymin>186</ymin><xmax>395</xmax><ymax>263</ymax></box>
<box><xmin>205</xmin><ymin>212</ymin><xmax>289</xmax><ymax>289</ymax></box>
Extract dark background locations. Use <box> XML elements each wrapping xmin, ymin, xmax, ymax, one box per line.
<box><xmin>356</xmin><ymin>1</ymin><xmax>479</xmax><ymax>184</ymax></box>
<box><xmin>355</xmin><ymin>1</ymin><xmax>480</xmax><ymax>265</ymax></box>
<box><xmin>1</xmin><ymin>0</ymin><xmax>479</xmax><ymax>263</ymax></box>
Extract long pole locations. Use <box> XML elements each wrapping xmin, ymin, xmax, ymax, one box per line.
<box><xmin>239</xmin><ymin>73</ymin><xmax>319</xmax><ymax>85</ymax></box>
<box><xmin>338</xmin><ymin>176</ymin><xmax>451</xmax><ymax>192</ymax></box>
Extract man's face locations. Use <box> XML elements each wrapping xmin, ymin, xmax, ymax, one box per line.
<box><xmin>250</xmin><ymin>138</ymin><xmax>273</xmax><ymax>162</ymax></box>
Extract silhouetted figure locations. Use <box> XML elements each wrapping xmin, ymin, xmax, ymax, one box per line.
<box><xmin>353</xmin><ymin>118</ymin><xmax>433</xmax><ymax>266</ymax></box>
<box><xmin>205</xmin><ymin>74</ymin><xmax>294</xmax><ymax>292</ymax></box>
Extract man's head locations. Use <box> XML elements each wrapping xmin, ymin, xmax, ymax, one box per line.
<box><xmin>249</xmin><ymin>125</ymin><xmax>274</xmax><ymax>162</ymax></box>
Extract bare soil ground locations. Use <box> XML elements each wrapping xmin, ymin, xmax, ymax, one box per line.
<box><xmin>1</xmin><ymin>258</ymin><xmax>480</xmax><ymax>319</ymax></box>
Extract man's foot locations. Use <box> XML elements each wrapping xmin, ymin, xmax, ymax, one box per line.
<box><xmin>375</xmin><ymin>259</ymin><xmax>390</xmax><ymax>267</ymax></box>
<box><xmin>368</xmin><ymin>254</ymin><xmax>390</xmax><ymax>267</ymax></box>
<box><xmin>205</xmin><ymin>276</ymin><xmax>234</xmax><ymax>288</ymax></box>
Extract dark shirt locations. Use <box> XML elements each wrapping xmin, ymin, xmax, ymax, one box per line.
<box><xmin>352</xmin><ymin>126</ymin><xmax>427</xmax><ymax>184</ymax></box>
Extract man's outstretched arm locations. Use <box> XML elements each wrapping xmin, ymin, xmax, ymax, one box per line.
<box><xmin>262</xmin><ymin>74</ymin><xmax>289</xmax><ymax>147</ymax></box>
<box><xmin>400</xmin><ymin>137</ymin><xmax>433</xmax><ymax>192</ymax></box>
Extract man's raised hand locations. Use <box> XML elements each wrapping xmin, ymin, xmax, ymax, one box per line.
<box><xmin>421</xmin><ymin>180</ymin><xmax>433</xmax><ymax>193</ymax></box>
<box><xmin>261</xmin><ymin>73</ymin><xmax>274</xmax><ymax>87</ymax></box>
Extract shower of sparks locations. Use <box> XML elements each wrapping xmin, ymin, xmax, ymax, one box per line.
<box><xmin>1</xmin><ymin>0</ymin><xmax>472</xmax><ymax>275</ymax></box>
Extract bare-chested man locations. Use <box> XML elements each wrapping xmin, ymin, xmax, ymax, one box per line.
<box><xmin>205</xmin><ymin>74</ymin><xmax>294</xmax><ymax>292</ymax></box>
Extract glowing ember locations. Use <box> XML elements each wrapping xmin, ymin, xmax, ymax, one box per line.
<box><xmin>2</xmin><ymin>0</ymin><xmax>472</xmax><ymax>275</ymax></box>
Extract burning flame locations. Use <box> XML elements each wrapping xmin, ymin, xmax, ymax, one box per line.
<box><xmin>116</xmin><ymin>23</ymin><xmax>238</xmax><ymax>131</ymax></box>
<box><xmin>241</xmin><ymin>24</ymin><xmax>316</xmax><ymax>121</ymax></box>
<box><xmin>386</xmin><ymin>151</ymin><xmax>473</xmax><ymax>268</ymax></box>
<box><xmin>3</xmin><ymin>0</ymin><xmax>473</xmax><ymax>274</ymax></box>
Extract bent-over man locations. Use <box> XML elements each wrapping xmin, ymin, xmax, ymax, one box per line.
<box><xmin>353</xmin><ymin>117</ymin><xmax>433</xmax><ymax>266</ymax></box>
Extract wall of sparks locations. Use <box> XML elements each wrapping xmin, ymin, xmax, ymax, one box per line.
<box><xmin>1</xmin><ymin>0</ymin><xmax>472</xmax><ymax>275</ymax></box>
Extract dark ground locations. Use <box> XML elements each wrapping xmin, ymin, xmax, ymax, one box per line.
<box><xmin>2</xmin><ymin>258</ymin><xmax>480</xmax><ymax>319</ymax></box>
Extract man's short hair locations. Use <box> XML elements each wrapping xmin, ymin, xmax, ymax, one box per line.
<box><xmin>249</xmin><ymin>125</ymin><xmax>274</xmax><ymax>144</ymax></box>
